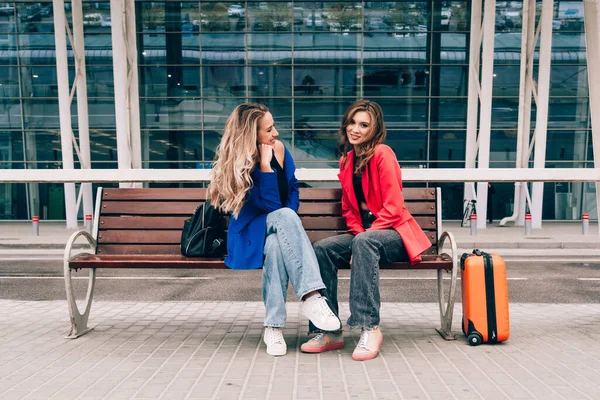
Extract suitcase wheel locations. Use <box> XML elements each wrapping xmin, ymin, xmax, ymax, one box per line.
<box><xmin>467</xmin><ymin>332</ymin><xmax>482</xmax><ymax>346</ymax></box>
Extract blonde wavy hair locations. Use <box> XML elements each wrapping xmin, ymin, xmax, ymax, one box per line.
<box><xmin>208</xmin><ymin>103</ymin><xmax>269</xmax><ymax>218</ymax></box>
<box><xmin>339</xmin><ymin>99</ymin><xmax>387</xmax><ymax>174</ymax></box>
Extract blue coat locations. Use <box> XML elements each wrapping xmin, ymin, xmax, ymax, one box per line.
<box><xmin>224</xmin><ymin>145</ymin><xmax>299</xmax><ymax>270</ymax></box>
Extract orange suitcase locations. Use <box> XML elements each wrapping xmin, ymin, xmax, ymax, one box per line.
<box><xmin>461</xmin><ymin>250</ymin><xmax>510</xmax><ymax>346</ymax></box>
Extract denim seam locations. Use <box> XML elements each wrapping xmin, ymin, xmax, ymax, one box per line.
<box><xmin>264</xmin><ymin>323</ymin><xmax>285</xmax><ymax>328</ymax></box>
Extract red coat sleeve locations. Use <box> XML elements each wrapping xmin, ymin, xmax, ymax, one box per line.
<box><xmin>367</xmin><ymin>146</ymin><xmax>405</xmax><ymax>231</ymax></box>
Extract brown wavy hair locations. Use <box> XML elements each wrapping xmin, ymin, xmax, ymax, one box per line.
<box><xmin>208</xmin><ymin>103</ymin><xmax>269</xmax><ymax>217</ymax></box>
<box><xmin>338</xmin><ymin>99</ymin><xmax>386</xmax><ymax>174</ymax></box>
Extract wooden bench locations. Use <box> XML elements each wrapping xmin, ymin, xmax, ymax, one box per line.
<box><xmin>64</xmin><ymin>187</ymin><xmax>459</xmax><ymax>339</ymax></box>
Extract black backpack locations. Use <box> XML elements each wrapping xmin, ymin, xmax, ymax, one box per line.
<box><xmin>180</xmin><ymin>200</ymin><xmax>227</xmax><ymax>257</ymax></box>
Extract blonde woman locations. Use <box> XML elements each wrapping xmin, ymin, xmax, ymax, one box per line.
<box><xmin>303</xmin><ymin>100</ymin><xmax>431</xmax><ymax>361</ymax></box>
<box><xmin>208</xmin><ymin>103</ymin><xmax>340</xmax><ymax>356</ymax></box>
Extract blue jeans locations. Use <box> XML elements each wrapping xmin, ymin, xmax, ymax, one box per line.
<box><xmin>262</xmin><ymin>208</ymin><xmax>326</xmax><ymax>327</ymax></box>
<box><xmin>311</xmin><ymin>230</ymin><xmax>409</xmax><ymax>332</ymax></box>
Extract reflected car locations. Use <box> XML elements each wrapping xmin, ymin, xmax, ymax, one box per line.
<box><xmin>19</xmin><ymin>6</ymin><xmax>42</xmax><ymax>22</ymax></box>
<box><xmin>227</xmin><ymin>5</ymin><xmax>245</xmax><ymax>17</ymax></box>
<box><xmin>304</xmin><ymin>16</ymin><xmax>323</xmax><ymax>29</ymax></box>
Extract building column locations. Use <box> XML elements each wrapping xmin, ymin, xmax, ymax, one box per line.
<box><xmin>52</xmin><ymin>0</ymin><xmax>77</xmax><ymax>228</ymax></box>
<box><xmin>71</xmin><ymin>0</ymin><xmax>93</xmax><ymax>219</ymax></box>
<box><xmin>531</xmin><ymin>0</ymin><xmax>554</xmax><ymax>229</ymax></box>
<box><xmin>464</xmin><ymin>0</ymin><xmax>496</xmax><ymax>229</ymax></box>
<box><xmin>111</xmin><ymin>0</ymin><xmax>142</xmax><ymax>188</ymax></box>
<box><xmin>583</xmin><ymin>0</ymin><xmax>600</xmax><ymax>235</ymax></box>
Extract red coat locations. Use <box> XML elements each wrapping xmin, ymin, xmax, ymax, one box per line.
<box><xmin>338</xmin><ymin>144</ymin><xmax>432</xmax><ymax>264</ymax></box>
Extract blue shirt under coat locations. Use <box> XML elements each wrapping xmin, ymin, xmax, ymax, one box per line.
<box><xmin>224</xmin><ymin>145</ymin><xmax>300</xmax><ymax>270</ymax></box>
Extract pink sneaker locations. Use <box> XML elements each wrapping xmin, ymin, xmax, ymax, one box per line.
<box><xmin>352</xmin><ymin>327</ymin><xmax>383</xmax><ymax>361</ymax></box>
<box><xmin>301</xmin><ymin>332</ymin><xmax>344</xmax><ymax>353</ymax></box>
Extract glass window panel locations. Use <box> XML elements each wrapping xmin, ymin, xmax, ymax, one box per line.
<box><xmin>248</xmin><ymin>33</ymin><xmax>292</xmax><ymax>64</ymax></box>
<box><xmin>0</xmin><ymin>67</ymin><xmax>20</xmax><ymax>97</ymax></box>
<box><xmin>201</xmin><ymin>33</ymin><xmax>245</xmax><ymax>64</ymax></box>
<box><xmin>0</xmin><ymin>5</ymin><xmax>16</xmax><ymax>33</ymax></box>
<box><xmin>203</xmin><ymin>65</ymin><xmax>245</xmax><ymax>97</ymax></box>
<box><xmin>139</xmin><ymin>65</ymin><xmax>200</xmax><ymax>97</ymax></box>
<box><xmin>428</xmin><ymin>130</ymin><xmax>466</xmax><ymax>162</ymax></box>
<box><xmin>88</xmin><ymin>129</ymin><xmax>118</xmax><ymax>162</ymax></box>
<box><xmin>435</xmin><ymin>1</ymin><xmax>468</xmax><ymax>31</ymax></box>
<box><xmin>541</xmin><ymin>98</ymin><xmax>589</xmax><ymax>129</ymax></box>
<box><xmin>374</xmin><ymin>98</ymin><xmax>427</xmax><ymax>129</ymax></box>
<box><xmin>492</xmin><ymin>66</ymin><xmax>521</xmax><ymax>97</ymax></box>
<box><xmin>21</xmin><ymin>98</ymin><xmax>58</xmax><ymax>129</ymax></box>
<box><xmin>438</xmin><ymin>33</ymin><xmax>467</xmax><ymax>64</ymax></box>
<box><xmin>0</xmin><ymin>35</ymin><xmax>18</xmax><ymax>64</ymax></box>
<box><xmin>77</xmin><ymin>98</ymin><xmax>116</xmax><ymax>129</ymax></box>
<box><xmin>548</xmin><ymin>65</ymin><xmax>589</xmax><ymax>97</ymax></box>
<box><xmin>139</xmin><ymin>34</ymin><xmax>200</xmax><ymax>65</ymax></box>
<box><xmin>550</xmin><ymin>2</ymin><xmax>584</xmax><ymax>32</ymax></box>
<box><xmin>294</xmin><ymin>66</ymin><xmax>359</xmax><ymax>97</ymax></box>
<box><xmin>429</xmin><ymin>65</ymin><xmax>465</xmax><ymax>97</ymax></box>
<box><xmin>491</xmin><ymin>97</ymin><xmax>519</xmax><ymax>129</ymax></box>
<box><xmin>141</xmin><ymin>98</ymin><xmax>202</xmax><ymax>130</ymax></box>
<box><xmin>293</xmin><ymin>129</ymin><xmax>340</xmax><ymax>167</ymax></box>
<box><xmin>16</xmin><ymin>34</ymin><xmax>66</xmax><ymax>65</ymax></box>
<box><xmin>19</xmin><ymin>65</ymin><xmax>61</xmax><ymax>97</ymax></box>
<box><xmin>495</xmin><ymin>1</ymin><xmax>523</xmax><ymax>33</ymax></box>
<box><xmin>294</xmin><ymin>33</ymin><xmax>360</xmax><ymax>64</ymax></box>
<box><xmin>145</xmin><ymin>130</ymin><xmax>203</xmax><ymax>166</ymax></box>
<box><xmin>249</xmin><ymin>66</ymin><xmax>292</xmax><ymax>97</ymax></box>
<box><xmin>203</xmin><ymin>97</ymin><xmax>245</xmax><ymax>129</ymax></box>
<box><xmin>386</xmin><ymin>130</ymin><xmax>428</xmax><ymax>161</ymax></box>
<box><xmin>364</xmin><ymin>33</ymin><xmax>427</xmax><ymax>64</ymax></box>
<box><xmin>540</xmin><ymin>32</ymin><xmax>586</xmax><ymax>56</ymax></box>
<box><xmin>15</xmin><ymin>3</ymin><xmax>54</xmax><ymax>34</ymax></box>
<box><xmin>430</xmin><ymin>98</ymin><xmax>467</xmax><ymax>129</ymax></box>
<box><xmin>490</xmin><ymin>129</ymin><xmax>518</xmax><ymax>164</ymax></box>
<box><xmin>0</xmin><ymin>130</ymin><xmax>24</xmax><ymax>167</ymax></box>
<box><xmin>0</xmin><ymin>98</ymin><xmax>21</xmax><ymax>129</ymax></box>
<box><xmin>374</xmin><ymin>1</ymin><xmax>429</xmax><ymax>32</ymax></box>
<box><xmin>546</xmin><ymin>129</ymin><xmax>589</xmax><ymax>161</ymax></box>
<box><xmin>248</xmin><ymin>2</ymin><xmax>291</xmax><ymax>32</ymax></box>
<box><xmin>362</xmin><ymin>66</ymin><xmax>429</xmax><ymax>96</ymax></box>
<box><xmin>200</xmin><ymin>2</ymin><xmax>243</xmax><ymax>32</ymax></box>
<box><xmin>294</xmin><ymin>98</ymin><xmax>356</xmax><ymax>130</ymax></box>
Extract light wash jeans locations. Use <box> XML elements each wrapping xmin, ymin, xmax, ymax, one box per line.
<box><xmin>262</xmin><ymin>208</ymin><xmax>326</xmax><ymax>327</ymax></box>
<box><xmin>310</xmin><ymin>230</ymin><xmax>409</xmax><ymax>332</ymax></box>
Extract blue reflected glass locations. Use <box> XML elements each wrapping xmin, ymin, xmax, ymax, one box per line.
<box><xmin>203</xmin><ymin>65</ymin><xmax>245</xmax><ymax>97</ymax></box>
<box><xmin>387</xmin><ymin>130</ymin><xmax>428</xmax><ymax>161</ymax></box>
<box><xmin>546</xmin><ymin>130</ymin><xmax>590</xmax><ymax>161</ymax></box>
<box><xmin>249</xmin><ymin>98</ymin><xmax>292</xmax><ymax>130</ymax></box>
<box><xmin>248</xmin><ymin>33</ymin><xmax>292</xmax><ymax>64</ymax></box>
<box><xmin>294</xmin><ymin>66</ymin><xmax>359</xmax><ymax>97</ymax></box>
<box><xmin>141</xmin><ymin>98</ymin><xmax>202</xmax><ymax>130</ymax></box>
<box><xmin>201</xmin><ymin>33</ymin><xmax>245</xmax><ymax>64</ymax></box>
<box><xmin>364</xmin><ymin>33</ymin><xmax>427</xmax><ymax>64</ymax></box>
<box><xmin>491</xmin><ymin>98</ymin><xmax>519</xmax><ymax>129</ymax></box>
<box><xmin>430</xmin><ymin>98</ymin><xmax>467</xmax><ymax>129</ymax></box>
<box><xmin>203</xmin><ymin>97</ymin><xmax>245</xmax><ymax>129</ymax></box>
<box><xmin>294</xmin><ymin>33</ymin><xmax>360</xmax><ymax>64</ymax></box>
<box><xmin>428</xmin><ymin>130</ymin><xmax>466</xmax><ymax>162</ymax></box>
<box><xmin>139</xmin><ymin>65</ymin><xmax>201</xmax><ymax>97</ymax></box>
<box><xmin>374</xmin><ymin>98</ymin><xmax>427</xmax><ymax>129</ymax></box>
<box><xmin>249</xmin><ymin>66</ymin><xmax>292</xmax><ymax>97</ymax></box>
<box><xmin>550</xmin><ymin>65</ymin><xmax>588</xmax><ymax>97</ymax></box>
<box><xmin>294</xmin><ymin>98</ymin><xmax>356</xmax><ymax>130</ymax></box>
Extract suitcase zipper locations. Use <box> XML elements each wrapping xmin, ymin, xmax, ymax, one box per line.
<box><xmin>483</xmin><ymin>252</ymin><xmax>498</xmax><ymax>343</ymax></box>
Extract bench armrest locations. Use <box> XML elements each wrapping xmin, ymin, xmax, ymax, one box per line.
<box><xmin>64</xmin><ymin>229</ymin><xmax>97</xmax><ymax>264</ymax></box>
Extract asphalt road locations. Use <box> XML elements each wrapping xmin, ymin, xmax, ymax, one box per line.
<box><xmin>0</xmin><ymin>258</ymin><xmax>599</xmax><ymax>303</ymax></box>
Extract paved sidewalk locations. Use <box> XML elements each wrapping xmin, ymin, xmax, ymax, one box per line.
<box><xmin>0</xmin><ymin>300</ymin><xmax>599</xmax><ymax>399</ymax></box>
<box><xmin>1</xmin><ymin>220</ymin><xmax>599</xmax><ymax>260</ymax></box>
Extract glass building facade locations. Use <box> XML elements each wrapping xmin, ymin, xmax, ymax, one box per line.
<box><xmin>0</xmin><ymin>0</ymin><xmax>595</xmax><ymax>220</ymax></box>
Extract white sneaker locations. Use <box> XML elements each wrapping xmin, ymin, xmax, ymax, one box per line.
<box><xmin>300</xmin><ymin>296</ymin><xmax>341</xmax><ymax>331</ymax></box>
<box><xmin>263</xmin><ymin>327</ymin><xmax>287</xmax><ymax>356</ymax></box>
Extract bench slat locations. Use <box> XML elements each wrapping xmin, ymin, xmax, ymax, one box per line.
<box><xmin>99</xmin><ymin>215</ymin><xmax>437</xmax><ymax>231</ymax></box>
<box><xmin>96</xmin><ymin>229</ymin><xmax>437</xmax><ymax>247</ymax></box>
<box><xmin>70</xmin><ymin>253</ymin><xmax>452</xmax><ymax>270</ymax></box>
<box><xmin>102</xmin><ymin>187</ymin><xmax>435</xmax><ymax>201</ymax></box>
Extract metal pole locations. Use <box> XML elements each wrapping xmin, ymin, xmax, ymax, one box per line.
<box><xmin>52</xmin><ymin>0</ymin><xmax>77</xmax><ymax>228</ymax></box>
<box><xmin>125</xmin><ymin>0</ymin><xmax>142</xmax><ymax>177</ymax></box>
<box><xmin>476</xmin><ymin>0</ymin><xmax>496</xmax><ymax>230</ymax></box>
<box><xmin>111</xmin><ymin>0</ymin><xmax>134</xmax><ymax>188</ymax></box>
<box><xmin>71</xmin><ymin>0</ymin><xmax>93</xmax><ymax>220</ymax></box>
<box><xmin>583</xmin><ymin>0</ymin><xmax>600</xmax><ymax>237</ymax></box>
<box><xmin>464</xmin><ymin>0</ymin><xmax>482</xmax><ymax>207</ymax></box>
<box><xmin>531</xmin><ymin>0</ymin><xmax>555</xmax><ymax>229</ymax></box>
